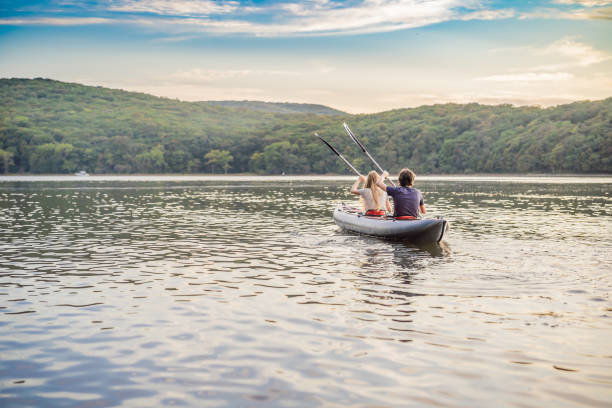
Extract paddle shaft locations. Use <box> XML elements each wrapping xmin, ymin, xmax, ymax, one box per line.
<box><xmin>315</xmin><ymin>133</ymin><xmax>363</xmax><ymax>177</ymax></box>
<box><xmin>343</xmin><ymin>123</ymin><xmax>396</xmax><ymax>187</ymax></box>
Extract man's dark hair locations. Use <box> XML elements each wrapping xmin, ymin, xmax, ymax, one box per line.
<box><xmin>398</xmin><ymin>168</ymin><xmax>416</xmax><ymax>187</ymax></box>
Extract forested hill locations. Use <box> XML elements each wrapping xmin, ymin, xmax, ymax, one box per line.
<box><xmin>205</xmin><ymin>101</ymin><xmax>345</xmax><ymax>115</ymax></box>
<box><xmin>1</xmin><ymin>78</ymin><xmax>610</xmax><ymax>174</ymax></box>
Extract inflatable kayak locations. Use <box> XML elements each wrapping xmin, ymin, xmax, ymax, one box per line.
<box><xmin>333</xmin><ymin>205</ymin><xmax>449</xmax><ymax>244</ymax></box>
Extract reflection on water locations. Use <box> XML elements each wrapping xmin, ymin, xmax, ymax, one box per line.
<box><xmin>0</xmin><ymin>176</ymin><xmax>610</xmax><ymax>407</ymax></box>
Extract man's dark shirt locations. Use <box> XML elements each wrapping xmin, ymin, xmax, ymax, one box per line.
<box><xmin>386</xmin><ymin>186</ymin><xmax>423</xmax><ymax>218</ymax></box>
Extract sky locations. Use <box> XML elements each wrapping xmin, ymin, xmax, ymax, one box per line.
<box><xmin>0</xmin><ymin>0</ymin><xmax>611</xmax><ymax>113</ymax></box>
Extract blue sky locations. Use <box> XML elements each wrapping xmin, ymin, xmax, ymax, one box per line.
<box><xmin>1</xmin><ymin>0</ymin><xmax>611</xmax><ymax>112</ymax></box>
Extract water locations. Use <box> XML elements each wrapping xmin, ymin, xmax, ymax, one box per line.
<box><xmin>1</xmin><ymin>175</ymin><xmax>610</xmax><ymax>407</ymax></box>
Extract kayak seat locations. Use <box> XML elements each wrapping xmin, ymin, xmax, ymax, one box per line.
<box><xmin>365</xmin><ymin>210</ymin><xmax>385</xmax><ymax>216</ymax></box>
<box><xmin>395</xmin><ymin>215</ymin><xmax>416</xmax><ymax>220</ymax></box>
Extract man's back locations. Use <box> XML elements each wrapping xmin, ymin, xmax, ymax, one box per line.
<box><xmin>386</xmin><ymin>186</ymin><xmax>423</xmax><ymax>218</ymax></box>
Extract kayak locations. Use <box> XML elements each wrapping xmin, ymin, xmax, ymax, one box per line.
<box><xmin>333</xmin><ymin>205</ymin><xmax>449</xmax><ymax>244</ymax></box>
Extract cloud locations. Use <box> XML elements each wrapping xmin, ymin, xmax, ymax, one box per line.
<box><xmin>552</xmin><ymin>0</ymin><xmax>612</xmax><ymax>6</ymax></box>
<box><xmin>142</xmin><ymin>84</ymin><xmax>268</xmax><ymax>101</ymax></box>
<box><xmin>212</xmin><ymin>0</ymin><xmax>507</xmax><ymax>37</ymax></box>
<box><xmin>476</xmin><ymin>72</ymin><xmax>574</xmax><ymax>82</ymax></box>
<box><xmin>0</xmin><ymin>17</ymin><xmax>112</xmax><ymax>25</ymax></box>
<box><xmin>541</xmin><ymin>38</ymin><xmax>611</xmax><ymax>67</ymax></box>
<box><xmin>457</xmin><ymin>9</ymin><xmax>516</xmax><ymax>20</ymax></box>
<box><xmin>166</xmin><ymin>68</ymin><xmax>301</xmax><ymax>85</ymax></box>
<box><xmin>490</xmin><ymin>38</ymin><xmax>612</xmax><ymax>72</ymax></box>
<box><xmin>178</xmin><ymin>0</ymin><xmax>475</xmax><ymax>36</ymax></box>
<box><xmin>587</xmin><ymin>6</ymin><xmax>612</xmax><ymax>19</ymax></box>
<box><xmin>0</xmin><ymin>0</ymin><xmax>517</xmax><ymax>36</ymax></box>
<box><xmin>1</xmin><ymin>0</ymin><xmax>606</xmax><ymax>36</ymax></box>
<box><xmin>169</xmin><ymin>68</ymin><xmax>250</xmax><ymax>83</ymax></box>
<box><xmin>518</xmin><ymin>1</ymin><xmax>612</xmax><ymax>20</ymax></box>
<box><xmin>279</xmin><ymin>0</ymin><xmax>340</xmax><ymax>16</ymax></box>
<box><xmin>107</xmin><ymin>0</ymin><xmax>239</xmax><ymax>15</ymax></box>
<box><xmin>477</xmin><ymin>38</ymin><xmax>609</xmax><ymax>84</ymax></box>
<box><xmin>274</xmin><ymin>0</ymin><xmax>478</xmax><ymax>35</ymax></box>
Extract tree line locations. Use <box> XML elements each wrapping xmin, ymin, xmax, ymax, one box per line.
<box><xmin>1</xmin><ymin>78</ymin><xmax>610</xmax><ymax>175</ymax></box>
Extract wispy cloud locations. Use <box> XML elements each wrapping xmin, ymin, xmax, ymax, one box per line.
<box><xmin>457</xmin><ymin>9</ymin><xmax>516</xmax><ymax>21</ymax></box>
<box><xmin>107</xmin><ymin>0</ymin><xmax>239</xmax><ymax>15</ymax></box>
<box><xmin>475</xmin><ymin>38</ymin><xmax>610</xmax><ymax>84</ymax></box>
<box><xmin>476</xmin><ymin>72</ymin><xmax>573</xmax><ymax>82</ymax></box>
<box><xmin>0</xmin><ymin>17</ymin><xmax>113</xmax><ymax>25</ymax></box>
<box><xmin>156</xmin><ymin>0</ymin><xmax>483</xmax><ymax>36</ymax></box>
<box><xmin>587</xmin><ymin>6</ymin><xmax>612</xmax><ymax>19</ymax></box>
<box><xmin>0</xmin><ymin>0</ymin><xmax>517</xmax><ymax>36</ymax></box>
<box><xmin>142</xmin><ymin>84</ymin><xmax>268</xmax><ymax>101</ymax></box>
<box><xmin>167</xmin><ymin>68</ymin><xmax>301</xmax><ymax>84</ymax></box>
<box><xmin>543</xmin><ymin>38</ymin><xmax>610</xmax><ymax>66</ymax></box>
<box><xmin>522</xmin><ymin>8</ymin><xmax>612</xmax><ymax>20</ymax></box>
<box><xmin>278</xmin><ymin>0</ymin><xmax>342</xmax><ymax>17</ymax></box>
<box><xmin>529</xmin><ymin>38</ymin><xmax>612</xmax><ymax>71</ymax></box>
<box><xmin>485</xmin><ymin>38</ymin><xmax>611</xmax><ymax>73</ymax></box>
<box><xmin>0</xmin><ymin>1</ymin><xmax>608</xmax><ymax>38</ymax></box>
<box><xmin>552</xmin><ymin>0</ymin><xmax>612</xmax><ymax>6</ymax></box>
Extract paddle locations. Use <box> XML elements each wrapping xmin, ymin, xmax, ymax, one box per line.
<box><xmin>315</xmin><ymin>133</ymin><xmax>362</xmax><ymax>177</ymax></box>
<box><xmin>343</xmin><ymin>122</ymin><xmax>396</xmax><ymax>187</ymax></box>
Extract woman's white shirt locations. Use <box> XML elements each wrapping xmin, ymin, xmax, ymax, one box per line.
<box><xmin>357</xmin><ymin>188</ymin><xmax>387</xmax><ymax>211</ymax></box>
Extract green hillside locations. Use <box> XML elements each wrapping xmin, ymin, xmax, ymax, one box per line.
<box><xmin>0</xmin><ymin>78</ymin><xmax>610</xmax><ymax>174</ymax></box>
<box><xmin>206</xmin><ymin>100</ymin><xmax>345</xmax><ymax>115</ymax></box>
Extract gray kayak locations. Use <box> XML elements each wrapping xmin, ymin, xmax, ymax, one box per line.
<box><xmin>333</xmin><ymin>205</ymin><xmax>449</xmax><ymax>244</ymax></box>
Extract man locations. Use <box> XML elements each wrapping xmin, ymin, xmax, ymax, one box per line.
<box><xmin>376</xmin><ymin>168</ymin><xmax>426</xmax><ymax>218</ymax></box>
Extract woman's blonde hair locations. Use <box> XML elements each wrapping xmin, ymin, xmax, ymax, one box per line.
<box><xmin>360</xmin><ymin>170</ymin><xmax>380</xmax><ymax>210</ymax></box>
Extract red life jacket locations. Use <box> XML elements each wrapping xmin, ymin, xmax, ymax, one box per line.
<box><xmin>365</xmin><ymin>210</ymin><xmax>385</xmax><ymax>216</ymax></box>
<box><xmin>395</xmin><ymin>215</ymin><xmax>416</xmax><ymax>220</ymax></box>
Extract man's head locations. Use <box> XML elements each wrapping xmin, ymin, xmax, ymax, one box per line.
<box><xmin>398</xmin><ymin>168</ymin><xmax>416</xmax><ymax>187</ymax></box>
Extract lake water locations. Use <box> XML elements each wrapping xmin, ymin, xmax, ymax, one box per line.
<box><xmin>1</xmin><ymin>175</ymin><xmax>611</xmax><ymax>407</ymax></box>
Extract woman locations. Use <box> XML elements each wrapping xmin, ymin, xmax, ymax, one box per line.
<box><xmin>350</xmin><ymin>171</ymin><xmax>392</xmax><ymax>216</ymax></box>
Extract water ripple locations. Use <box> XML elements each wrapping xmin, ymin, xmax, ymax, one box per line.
<box><xmin>0</xmin><ymin>177</ymin><xmax>610</xmax><ymax>407</ymax></box>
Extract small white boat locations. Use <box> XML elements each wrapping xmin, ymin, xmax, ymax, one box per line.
<box><xmin>333</xmin><ymin>205</ymin><xmax>449</xmax><ymax>244</ymax></box>
<box><xmin>75</xmin><ymin>170</ymin><xmax>89</xmax><ymax>176</ymax></box>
